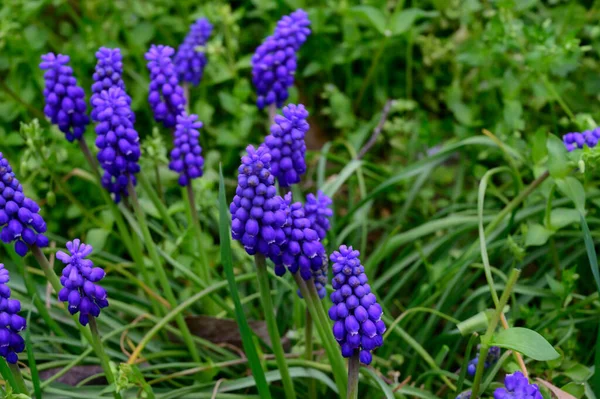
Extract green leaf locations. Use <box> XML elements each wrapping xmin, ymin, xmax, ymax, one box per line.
<box><xmin>490</xmin><ymin>327</ymin><xmax>560</xmax><ymax>361</ymax></box>
<box><xmin>556</xmin><ymin>177</ymin><xmax>586</xmax><ymax>213</ymax></box>
<box><xmin>349</xmin><ymin>6</ymin><xmax>387</xmax><ymax>35</ymax></box>
<box><xmin>456</xmin><ymin>309</ymin><xmax>494</xmax><ymax>336</ymax></box>
<box><xmin>547</xmin><ymin>134</ymin><xmax>570</xmax><ymax>179</ymax></box>
<box><xmin>218</xmin><ymin>165</ymin><xmax>272</xmax><ymax>399</ymax></box>
<box><xmin>390</xmin><ymin>8</ymin><xmax>437</xmax><ymax>35</ymax></box>
<box><xmin>525</xmin><ymin>223</ymin><xmax>553</xmax><ymax>247</ymax></box>
<box><xmin>548</xmin><ymin>208</ymin><xmax>580</xmax><ymax>230</ymax></box>
<box><xmin>86</xmin><ymin>228</ymin><xmax>110</xmax><ymax>252</ymax></box>
<box><xmin>563</xmin><ymin>363</ymin><xmax>593</xmax><ymax>382</ymax></box>
<box><xmin>25</xmin><ymin>307</ymin><xmax>41</xmax><ymax>399</ymax></box>
<box><xmin>560</xmin><ymin>382</ymin><xmax>586</xmax><ymax>398</ymax></box>
<box><xmin>362</xmin><ymin>367</ymin><xmax>394</xmax><ymax>398</ymax></box>
<box><xmin>321</xmin><ymin>160</ymin><xmax>363</xmax><ymax>197</ymax></box>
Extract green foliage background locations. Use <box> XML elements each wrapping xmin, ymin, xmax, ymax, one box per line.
<box><xmin>1</xmin><ymin>0</ymin><xmax>600</xmax><ymax>398</ymax></box>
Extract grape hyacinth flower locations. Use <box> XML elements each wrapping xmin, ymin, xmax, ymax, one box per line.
<box><xmin>230</xmin><ymin>145</ymin><xmax>287</xmax><ymax>257</ymax></box>
<box><xmin>91</xmin><ymin>47</ymin><xmax>133</xmax><ymax>123</ymax></box>
<box><xmin>467</xmin><ymin>346</ymin><xmax>501</xmax><ymax>376</ymax></box>
<box><xmin>304</xmin><ymin>190</ymin><xmax>333</xmax><ymax>240</ymax></box>
<box><xmin>0</xmin><ymin>153</ymin><xmax>48</xmax><ymax>256</ymax></box>
<box><xmin>272</xmin><ymin>193</ymin><xmax>325</xmax><ymax>280</ymax></box>
<box><xmin>145</xmin><ymin>45</ymin><xmax>186</xmax><ymax>128</ymax></box>
<box><xmin>264</xmin><ymin>104</ymin><xmax>309</xmax><ymax>187</ymax></box>
<box><xmin>40</xmin><ymin>53</ymin><xmax>90</xmax><ymax>142</ymax></box>
<box><xmin>174</xmin><ymin>18</ymin><xmax>213</xmax><ymax>86</ymax></box>
<box><xmin>328</xmin><ymin>246</ymin><xmax>385</xmax><ymax>365</ymax></box>
<box><xmin>563</xmin><ymin>128</ymin><xmax>600</xmax><ymax>151</ymax></box>
<box><xmin>494</xmin><ymin>371</ymin><xmax>543</xmax><ymax>399</ymax></box>
<box><xmin>0</xmin><ymin>264</ymin><xmax>26</xmax><ymax>364</ymax></box>
<box><xmin>57</xmin><ymin>240</ymin><xmax>108</xmax><ymax>326</ymax></box>
<box><xmin>251</xmin><ymin>9</ymin><xmax>311</xmax><ymax>109</ymax></box>
<box><xmin>169</xmin><ymin>113</ymin><xmax>204</xmax><ymax>186</ymax></box>
<box><xmin>92</xmin><ymin>87</ymin><xmax>141</xmax><ymax>203</ymax></box>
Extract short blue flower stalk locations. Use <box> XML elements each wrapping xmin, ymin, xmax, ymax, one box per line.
<box><xmin>91</xmin><ymin>87</ymin><xmax>141</xmax><ymax>203</ymax></box>
<box><xmin>251</xmin><ymin>9</ymin><xmax>311</xmax><ymax>110</ymax></box>
<box><xmin>169</xmin><ymin>113</ymin><xmax>204</xmax><ymax>186</ymax></box>
<box><xmin>304</xmin><ymin>190</ymin><xmax>333</xmax><ymax>241</ymax></box>
<box><xmin>230</xmin><ymin>145</ymin><xmax>296</xmax><ymax>399</ymax></box>
<box><xmin>0</xmin><ymin>153</ymin><xmax>49</xmax><ymax>256</ymax></box>
<box><xmin>563</xmin><ymin>129</ymin><xmax>600</xmax><ymax>151</ymax></box>
<box><xmin>493</xmin><ymin>371</ymin><xmax>542</xmax><ymax>399</ymax></box>
<box><xmin>0</xmin><ymin>265</ymin><xmax>26</xmax><ymax>365</ymax></box>
<box><xmin>174</xmin><ymin>18</ymin><xmax>213</xmax><ymax>86</ymax></box>
<box><xmin>57</xmin><ymin>239</ymin><xmax>108</xmax><ymax>326</ymax></box>
<box><xmin>467</xmin><ymin>345</ymin><xmax>501</xmax><ymax>376</ymax></box>
<box><xmin>264</xmin><ymin>104</ymin><xmax>309</xmax><ymax>187</ymax></box>
<box><xmin>40</xmin><ymin>53</ymin><xmax>90</xmax><ymax>142</ymax></box>
<box><xmin>91</xmin><ymin>47</ymin><xmax>134</xmax><ymax>123</ymax></box>
<box><xmin>145</xmin><ymin>44</ymin><xmax>187</xmax><ymax>128</ymax></box>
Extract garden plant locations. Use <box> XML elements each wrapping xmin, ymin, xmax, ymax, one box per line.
<box><xmin>0</xmin><ymin>0</ymin><xmax>600</xmax><ymax>398</ymax></box>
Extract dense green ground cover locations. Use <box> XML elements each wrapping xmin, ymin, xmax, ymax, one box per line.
<box><xmin>1</xmin><ymin>0</ymin><xmax>600</xmax><ymax>397</ymax></box>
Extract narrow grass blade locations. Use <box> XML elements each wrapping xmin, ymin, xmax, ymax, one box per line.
<box><xmin>25</xmin><ymin>306</ymin><xmax>42</xmax><ymax>399</ymax></box>
<box><xmin>218</xmin><ymin>165</ymin><xmax>272</xmax><ymax>399</ymax></box>
<box><xmin>0</xmin><ymin>357</ymin><xmax>18</xmax><ymax>392</ymax></box>
<box><xmin>361</xmin><ymin>367</ymin><xmax>394</xmax><ymax>398</ymax></box>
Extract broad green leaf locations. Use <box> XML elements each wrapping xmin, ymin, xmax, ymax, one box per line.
<box><xmin>563</xmin><ymin>363</ymin><xmax>592</xmax><ymax>382</ymax></box>
<box><xmin>490</xmin><ymin>327</ymin><xmax>560</xmax><ymax>361</ymax></box>
<box><xmin>86</xmin><ymin>228</ymin><xmax>110</xmax><ymax>252</ymax></box>
<box><xmin>547</xmin><ymin>134</ymin><xmax>570</xmax><ymax>179</ymax></box>
<box><xmin>457</xmin><ymin>309</ymin><xmax>494</xmax><ymax>336</ymax></box>
<box><xmin>349</xmin><ymin>6</ymin><xmax>387</xmax><ymax>35</ymax></box>
<box><xmin>556</xmin><ymin>177</ymin><xmax>586</xmax><ymax>213</ymax></box>
<box><xmin>390</xmin><ymin>8</ymin><xmax>437</xmax><ymax>35</ymax></box>
<box><xmin>548</xmin><ymin>208</ymin><xmax>580</xmax><ymax>230</ymax></box>
<box><xmin>560</xmin><ymin>382</ymin><xmax>586</xmax><ymax>398</ymax></box>
<box><xmin>525</xmin><ymin>223</ymin><xmax>553</xmax><ymax>247</ymax></box>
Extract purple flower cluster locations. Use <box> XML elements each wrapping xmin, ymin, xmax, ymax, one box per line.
<box><xmin>467</xmin><ymin>346</ymin><xmax>501</xmax><ymax>376</ymax></box>
<box><xmin>40</xmin><ymin>53</ymin><xmax>89</xmax><ymax>142</ymax></box>
<box><xmin>304</xmin><ymin>191</ymin><xmax>333</xmax><ymax>240</ymax></box>
<box><xmin>264</xmin><ymin>104</ymin><xmax>309</xmax><ymax>187</ymax></box>
<box><xmin>328</xmin><ymin>246</ymin><xmax>385</xmax><ymax>365</ymax></box>
<box><xmin>494</xmin><ymin>372</ymin><xmax>542</xmax><ymax>399</ymax></box>
<box><xmin>91</xmin><ymin>47</ymin><xmax>133</xmax><ymax>123</ymax></box>
<box><xmin>57</xmin><ymin>240</ymin><xmax>108</xmax><ymax>326</ymax></box>
<box><xmin>145</xmin><ymin>45</ymin><xmax>186</xmax><ymax>128</ymax></box>
<box><xmin>563</xmin><ymin>129</ymin><xmax>600</xmax><ymax>151</ymax></box>
<box><xmin>174</xmin><ymin>18</ymin><xmax>213</xmax><ymax>86</ymax></box>
<box><xmin>230</xmin><ymin>145</ymin><xmax>287</xmax><ymax>257</ymax></box>
<box><xmin>0</xmin><ymin>264</ymin><xmax>26</xmax><ymax>364</ymax></box>
<box><xmin>251</xmin><ymin>10</ymin><xmax>311</xmax><ymax>109</ymax></box>
<box><xmin>0</xmin><ymin>153</ymin><xmax>48</xmax><ymax>256</ymax></box>
<box><xmin>272</xmin><ymin>193</ymin><xmax>325</xmax><ymax>280</ymax></box>
<box><xmin>92</xmin><ymin>87</ymin><xmax>141</xmax><ymax>203</ymax></box>
<box><xmin>169</xmin><ymin>113</ymin><xmax>204</xmax><ymax>186</ymax></box>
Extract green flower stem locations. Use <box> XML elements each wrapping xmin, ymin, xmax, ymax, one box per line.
<box><xmin>346</xmin><ymin>353</ymin><xmax>360</xmax><ymax>399</ymax></box>
<box><xmin>254</xmin><ymin>255</ymin><xmax>296</xmax><ymax>399</ymax></box>
<box><xmin>127</xmin><ymin>182</ymin><xmax>202</xmax><ymax>364</ymax></box>
<box><xmin>183</xmin><ymin>184</ymin><xmax>211</xmax><ymax>284</ymax></box>
<box><xmin>294</xmin><ymin>274</ymin><xmax>348</xmax><ymax>397</ymax></box>
<box><xmin>354</xmin><ymin>36</ymin><xmax>389</xmax><ymax>111</ymax></box>
<box><xmin>78</xmin><ymin>139</ymin><xmax>98</xmax><ymax>171</ymax></box>
<box><xmin>89</xmin><ymin>317</ymin><xmax>121</xmax><ymax>399</ymax></box>
<box><xmin>30</xmin><ymin>245</ymin><xmax>93</xmax><ymax>344</ymax></box>
<box><xmin>305</xmin><ymin>309</ymin><xmax>317</xmax><ymax>399</ymax></box>
<box><xmin>470</xmin><ymin>268</ymin><xmax>521</xmax><ymax>398</ymax></box>
<box><xmin>138</xmin><ymin>171</ymin><xmax>181</xmax><ymax>236</ymax></box>
<box><xmin>9</xmin><ymin>363</ymin><xmax>28</xmax><ymax>394</ymax></box>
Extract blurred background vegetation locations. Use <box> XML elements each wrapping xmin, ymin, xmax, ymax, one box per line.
<box><xmin>1</xmin><ymin>0</ymin><xmax>600</xmax><ymax>397</ymax></box>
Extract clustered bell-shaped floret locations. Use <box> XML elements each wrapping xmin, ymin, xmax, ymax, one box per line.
<box><xmin>174</xmin><ymin>18</ymin><xmax>213</xmax><ymax>86</ymax></box>
<box><xmin>328</xmin><ymin>246</ymin><xmax>385</xmax><ymax>365</ymax></box>
<box><xmin>0</xmin><ymin>264</ymin><xmax>26</xmax><ymax>364</ymax></box>
<box><xmin>494</xmin><ymin>371</ymin><xmax>543</xmax><ymax>399</ymax></box>
<box><xmin>272</xmin><ymin>193</ymin><xmax>325</xmax><ymax>280</ymax></box>
<box><xmin>304</xmin><ymin>190</ymin><xmax>333</xmax><ymax>240</ymax></box>
<box><xmin>145</xmin><ymin>44</ymin><xmax>187</xmax><ymax>128</ymax></box>
<box><xmin>264</xmin><ymin>104</ymin><xmax>309</xmax><ymax>187</ymax></box>
<box><xmin>563</xmin><ymin>129</ymin><xmax>600</xmax><ymax>151</ymax></box>
<box><xmin>251</xmin><ymin>9</ymin><xmax>311</xmax><ymax>109</ymax></box>
<box><xmin>40</xmin><ymin>53</ymin><xmax>89</xmax><ymax>142</ymax></box>
<box><xmin>91</xmin><ymin>47</ymin><xmax>133</xmax><ymax>123</ymax></box>
<box><xmin>230</xmin><ymin>145</ymin><xmax>288</xmax><ymax>257</ymax></box>
<box><xmin>92</xmin><ymin>87</ymin><xmax>141</xmax><ymax>203</ymax></box>
<box><xmin>0</xmin><ymin>154</ymin><xmax>48</xmax><ymax>256</ymax></box>
<box><xmin>57</xmin><ymin>240</ymin><xmax>108</xmax><ymax>326</ymax></box>
<box><xmin>169</xmin><ymin>113</ymin><xmax>204</xmax><ymax>186</ymax></box>
<box><xmin>467</xmin><ymin>346</ymin><xmax>501</xmax><ymax>376</ymax></box>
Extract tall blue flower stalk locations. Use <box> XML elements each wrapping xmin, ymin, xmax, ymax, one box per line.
<box><xmin>91</xmin><ymin>47</ymin><xmax>134</xmax><ymax>123</ymax></box>
<box><xmin>169</xmin><ymin>113</ymin><xmax>204</xmax><ymax>186</ymax></box>
<box><xmin>174</xmin><ymin>18</ymin><xmax>213</xmax><ymax>86</ymax></box>
<box><xmin>264</xmin><ymin>104</ymin><xmax>309</xmax><ymax>187</ymax></box>
<box><xmin>251</xmin><ymin>9</ymin><xmax>311</xmax><ymax>109</ymax></box>
<box><xmin>40</xmin><ymin>52</ymin><xmax>90</xmax><ymax>142</ymax></box>
<box><xmin>0</xmin><ymin>153</ymin><xmax>48</xmax><ymax>256</ymax></box>
<box><xmin>91</xmin><ymin>87</ymin><xmax>141</xmax><ymax>203</ymax></box>
<box><xmin>0</xmin><ymin>264</ymin><xmax>26</xmax><ymax>364</ymax></box>
<box><xmin>145</xmin><ymin>44</ymin><xmax>186</xmax><ymax>128</ymax></box>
